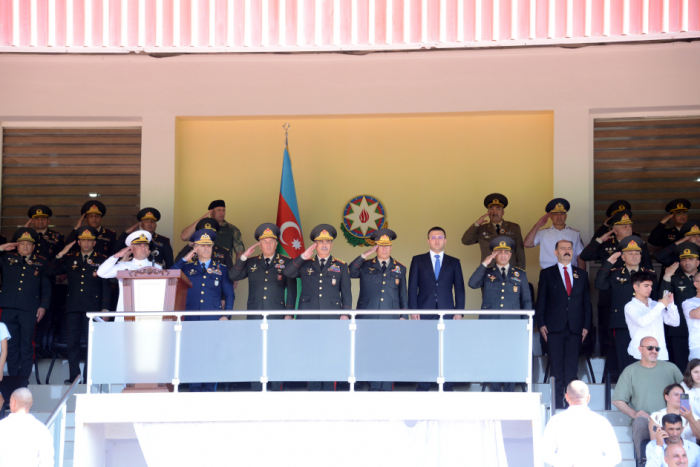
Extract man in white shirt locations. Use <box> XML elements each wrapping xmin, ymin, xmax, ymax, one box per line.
<box><xmin>0</xmin><ymin>388</ymin><xmax>54</xmax><ymax>467</ymax></box>
<box><xmin>542</xmin><ymin>380</ymin><xmax>621</xmax><ymax>466</ymax></box>
<box><xmin>524</xmin><ymin>198</ymin><xmax>585</xmax><ymax>269</ymax></box>
<box><xmin>646</xmin><ymin>413</ymin><xmax>700</xmax><ymax>467</ymax></box>
<box><xmin>625</xmin><ymin>270</ymin><xmax>680</xmax><ymax>360</ymax></box>
<box><xmin>683</xmin><ymin>270</ymin><xmax>700</xmax><ymax>360</ymax></box>
<box><xmin>97</xmin><ymin>230</ymin><xmax>163</xmax><ymax>316</ymax></box>
<box><xmin>666</xmin><ymin>444</ymin><xmax>690</xmax><ymax>467</ymax></box>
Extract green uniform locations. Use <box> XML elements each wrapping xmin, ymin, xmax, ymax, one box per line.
<box><xmin>216</xmin><ymin>221</ymin><xmax>245</xmax><ymax>254</ymax></box>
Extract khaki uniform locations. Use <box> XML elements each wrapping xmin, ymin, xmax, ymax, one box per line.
<box><xmin>462</xmin><ymin>221</ymin><xmax>526</xmax><ymax>268</ymax></box>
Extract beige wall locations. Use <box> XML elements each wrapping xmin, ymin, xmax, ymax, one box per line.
<box><xmin>0</xmin><ymin>41</ymin><xmax>698</xmax><ymax>308</ymax></box>
<box><xmin>175</xmin><ymin>112</ymin><xmax>553</xmax><ymax>309</ymax></box>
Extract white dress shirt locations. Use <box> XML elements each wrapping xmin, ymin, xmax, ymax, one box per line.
<box><xmin>534</xmin><ymin>225</ymin><xmax>584</xmax><ymax>269</ymax></box>
<box><xmin>541</xmin><ymin>405</ymin><xmax>621</xmax><ymax>467</ymax></box>
<box><xmin>625</xmin><ymin>297</ymin><xmax>680</xmax><ymax>360</ymax></box>
<box><xmin>97</xmin><ymin>255</ymin><xmax>163</xmax><ymax>317</ymax></box>
<box><xmin>682</xmin><ymin>382</ymin><xmax>700</xmax><ymax>421</ymax></box>
<box><xmin>557</xmin><ymin>263</ymin><xmax>575</xmax><ymax>289</ymax></box>
<box><xmin>0</xmin><ymin>413</ymin><xmax>54</xmax><ymax>467</ymax></box>
<box><xmin>683</xmin><ymin>297</ymin><xmax>700</xmax><ymax>358</ymax></box>
<box><xmin>645</xmin><ymin>439</ymin><xmax>700</xmax><ymax>467</ymax></box>
<box><xmin>429</xmin><ymin>250</ymin><xmax>444</xmax><ymax>275</ymax></box>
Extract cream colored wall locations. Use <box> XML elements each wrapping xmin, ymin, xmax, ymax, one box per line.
<box><xmin>175</xmin><ymin>112</ymin><xmax>553</xmax><ymax>310</ymax></box>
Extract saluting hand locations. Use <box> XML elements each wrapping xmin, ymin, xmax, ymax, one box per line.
<box><xmin>56</xmin><ymin>241</ymin><xmax>76</xmax><ymax>259</ymax></box>
<box><xmin>665</xmin><ymin>262</ymin><xmax>680</xmax><ymax>279</ymax></box>
<box><xmin>24</xmin><ymin>218</ymin><xmax>33</xmax><ymax>228</ymax></box>
<box><xmin>241</xmin><ymin>243</ymin><xmax>259</xmax><ymax>260</ymax></box>
<box><xmin>661</xmin><ymin>213</ymin><xmax>674</xmax><ymax>224</ymax></box>
<box><xmin>125</xmin><ymin>222</ymin><xmax>141</xmax><ymax>234</ymax></box>
<box><xmin>301</xmin><ymin>244</ymin><xmax>317</xmax><ymax>260</ymax></box>
<box><xmin>363</xmin><ymin>244</ymin><xmax>379</xmax><ymax>258</ymax></box>
<box><xmin>607</xmin><ymin>252</ymin><xmax>622</xmax><ymax>264</ymax></box>
<box><xmin>598</xmin><ymin>230</ymin><xmax>615</xmax><ymax>243</ymax></box>
<box><xmin>183</xmin><ymin>247</ymin><xmax>198</xmax><ymax>262</ymax></box>
<box><xmin>74</xmin><ymin>213</ymin><xmax>86</xmax><ymax>230</ymax></box>
<box><xmin>114</xmin><ymin>246</ymin><xmax>131</xmax><ymax>259</ymax></box>
<box><xmin>482</xmin><ymin>251</ymin><xmax>498</xmax><ymax>266</ymax></box>
<box><xmin>201</xmin><ymin>210</ymin><xmax>213</xmax><ymax>220</ymax></box>
<box><xmin>534</xmin><ymin>213</ymin><xmax>550</xmax><ymax>228</ymax></box>
<box><xmin>475</xmin><ymin>212</ymin><xmax>490</xmax><ymax>226</ymax></box>
<box><xmin>0</xmin><ymin>242</ymin><xmax>18</xmax><ymax>252</ymax></box>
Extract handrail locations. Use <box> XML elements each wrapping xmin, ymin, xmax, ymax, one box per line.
<box><xmin>86</xmin><ymin>309</ymin><xmax>536</xmax><ymax>318</ymax></box>
<box><xmin>45</xmin><ymin>375</ymin><xmax>81</xmax><ymax>428</ymax></box>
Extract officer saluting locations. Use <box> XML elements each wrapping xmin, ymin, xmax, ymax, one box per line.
<box><xmin>0</xmin><ymin>228</ymin><xmax>51</xmax><ymax>377</ymax></box>
<box><xmin>649</xmin><ymin>198</ymin><xmax>691</xmax><ymax>248</ymax></box>
<box><xmin>66</xmin><ymin>201</ymin><xmax>117</xmax><ymax>256</ymax></box>
<box><xmin>468</xmin><ymin>236</ymin><xmax>531</xmax><ymax>392</ymax></box>
<box><xmin>114</xmin><ymin>208</ymin><xmax>174</xmax><ymax>268</ymax></box>
<box><xmin>25</xmin><ymin>205</ymin><xmax>64</xmax><ymax>261</ymax></box>
<box><xmin>47</xmin><ymin>227</ymin><xmax>111</xmax><ymax>384</ymax></box>
<box><xmin>173</xmin><ymin>229</ymin><xmax>234</xmax><ymax>392</ymax></box>
<box><xmin>283</xmin><ymin>224</ymin><xmax>351</xmax><ymax>392</ymax></box>
<box><xmin>349</xmin><ymin>229</ymin><xmax>407</xmax><ymax>392</ymax></box>
<box><xmin>175</xmin><ymin>218</ymin><xmax>234</xmax><ymax>274</ymax></box>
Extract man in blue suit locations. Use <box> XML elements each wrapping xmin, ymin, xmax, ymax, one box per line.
<box><xmin>408</xmin><ymin>227</ymin><xmax>465</xmax><ymax>391</ymax></box>
<box><xmin>536</xmin><ymin>239</ymin><xmax>592</xmax><ymax>408</ymax></box>
<box><xmin>173</xmin><ymin>229</ymin><xmax>235</xmax><ymax>392</ymax></box>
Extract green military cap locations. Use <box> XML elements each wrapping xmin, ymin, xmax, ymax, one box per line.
<box><xmin>137</xmin><ymin>208</ymin><xmax>161</xmax><ymax>222</ymax></box>
<box><xmin>546</xmin><ymin>198</ymin><xmax>570</xmax><ymax>213</ymax></box>
<box><xmin>12</xmin><ymin>228</ymin><xmax>38</xmax><ymax>243</ymax></box>
<box><xmin>606</xmin><ymin>200</ymin><xmax>631</xmax><ymax>217</ymax></box>
<box><xmin>196</xmin><ymin>218</ymin><xmax>220</xmax><ymax>232</ymax></box>
<box><xmin>609</xmin><ymin>209</ymin><xmax>633</xmax><ymax>226</ymax></box>
<box><xmin>680</xmin><ymin>222</ymin><xmax>700</xmax><ymax>237</ymax></box>
<box><xmin>81</xmin><ymin>200</ymin><xmax>107</xmax><ymax>217</ymax></box>
<box><xmin>618</xmin><ymin>235</ymin><xmax>643</xmax><ymax>252</ymax></box>
<box><xmin>28</xmin><ymin>205</ymin><xmax>52</xmax><ymax>218</ymax></box>
<box><xmin>255</xmin><ymin>223</ymin><xmax>280</xmax><ymax>241</ymax></box>
<box><xmin>484</xmin><ymin>193</ymin><xmax>508</xmax><ymax>209</ymax></box>
<box><xmin>666</xmin><ymin>198</ymin><xmax>691</xmax><ymax>213</ymax></box>
<box><xmin>77</xmin><ymin>227</ymin><xmax>100</xmax><ymax>240</ymax></box>
<box><xmin>489</xmin><ymin>236</ymin><xmax>515</xmax><ymax>251</ymax></box>
<box><xmin>676</xmin><ymin>242</ymin><xmax>700</xmax><ymax>259</ymax></box>
<box><xmin>370</xmin><ymin>229</ymin><xmax>396</xmax><ymax>246</ymax></box>
<box><xmin>310</xmin><ymin>224</ymin><xmax>337</xmax><ymax>242</ymax></box>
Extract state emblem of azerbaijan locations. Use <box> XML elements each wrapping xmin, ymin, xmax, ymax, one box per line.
<box><xmin>341</xmin><ymin>195</ymin><xmax>387</xmax><ymax>247</ymax></box>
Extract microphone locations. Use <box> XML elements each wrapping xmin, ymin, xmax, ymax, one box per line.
<box><xmin>151</xmin><ymin>249</ymin><xmax>159</xmax><ymax>267</ymax></box>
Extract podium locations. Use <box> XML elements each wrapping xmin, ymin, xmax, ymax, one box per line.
<box><xmin>116</xmin><ymin>268</ymin><xmax>192</xmax><ymax>392</ymax></box>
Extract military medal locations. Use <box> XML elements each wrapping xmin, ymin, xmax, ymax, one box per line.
<box><xmin>34</xmin><ymin>269</ymin><xmax>39</xmax><ymax>276</ymax></box>
<box><xmin>307</xmin><ymin>268</ymin><xmax>314</xmax><ymax>275</ymax></box>
<box><xmin>332</xmin><ymin>278</ymin><xmax>336</xmax><ymax>285</ymax></box>
<box><xmin>72</xmin><ymin>261</ymin><xmax>78</xmax><ymax>270</ymax></box>
<box><xmin>500</xmin><ymin>229</ymin><xmax>505</xmax><ymax>234</ymax></box>
<box><xmin>513</xmin><ymin>271</ymin><xmax>519</xmax><ymax>277</ymax></box>
<box><xmin>26</xmin><ymin>259</ymin><xmax>32</xmax><ymax>265</ymax></box>
<box><xmin>251</xmin><ymin>265</ymin><xmax>258</xmax><ymax>273</ymax></box>
<box><xmin>207</xmin><ymin>268</ymin><xmax>213</xmax><ymax>274</ymax></box>
<box><xmin>87</xmin><ymin>259</ymin><xmax>93</xmax><ymax>265</ymax></box>
<box><xmin>395</xmin><ymin>278</ymin><xmax>400</xmax><ymax>285</ymax></box>
<box><xmin>93</xmin><ymin>271</ymin><xmax>97</xmax><ymax>277</ymax></box>
<box><xmin>215</xmin><ymin>279</ymin><xmax>219</xmax><ymax>286</ymax></box>
<box><xmin>489</xmin><ymin>275</ymin><xmax>496</xmax><ymax>282</ymax></box>
<box><xmin>514</xmin><ymin>286</ymin><xmax>518</xmax><ymax>292</ymax></box>
<box><xmin>573</xmin><ymin>272</ymin><xmax>579</xmax><ymax>279</ymax></box>
<box><xmin>278</xmin><ymin>274</ymin><xmax>283</xmax><ymax>281</ymax></box>
<box><xmin>188</xmin><ymin>269</ymin><xmax>196</xmax><ymax>275</ymax></box>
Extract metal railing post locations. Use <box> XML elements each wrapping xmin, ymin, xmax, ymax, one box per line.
<box><xmin>172</xmin><ymin>315</ymin><xmax>182</xmax><ymax>393</ymax></box>
<box><xmin>549</xmin><ymin>376</ymin><xmax>556</xmax><ymax>420</ymax></box>
<box><xmin>261</xmin><ymin>315</ymin><xmax>268</xmax><ymax>392</ymax></box>
<box><xmin>527</xmin><ymin>313</ymin><xmax>533</xmax><ymax>392</ymax></box>
<box><xmin>349</xmin><ymin>314</ymin><xmax>356</xmax><ymax>392</ymax></box>
<box><xmin>438</xmin><ymin>314</ymin><xmax>445</xmax><ymax>392</ymax></box>
<box><xmin>86</xmin><ymin>317</ymin><xmax>95</xmax><ymax>393</ymax></box>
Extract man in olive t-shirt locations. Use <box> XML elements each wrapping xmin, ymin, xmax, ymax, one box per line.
<box><xmin>613</xmin><ymin>336</ymin><xmax>683</xmax><ymax>467</ymax></box>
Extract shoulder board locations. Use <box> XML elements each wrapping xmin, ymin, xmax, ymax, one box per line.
<box><xmin>34</xmin><ymin>254</ymin><xmax>47</xmax><ymax>260</ymax></box>
<box><xmin>66</xmin><ymin>252</ymin><xmax>80</xmax><ymax>258</ymax></box>
<box><xmin>186</xmin><ymin>258</ymin><xmax>197</xmax><ymax>264</ymax></box>
<box><xmin>219</xmin><ymin>246</ymin><xmax>230</xmax><ymax>251</ymax></box>
<box><xmin>94</xmin><ymin>252</ymin><xmax>108</xmax><ymax>259</ymax></box>
<box><xmin>249</xmin><ymin>255</ymin><xmax>260</xmax><ymax>260</ymax></box>
<box><xmin>48</xmin><ymin>229</ymin><xmax>64</xmax><ymax>236</ymax></box>
<box><xmin>514</xmin><ymin>266</ymin><xmax>525</xmax><ymax>270</ymax></box>
<box><xmin>610</xmin><ymin>268</ymin><xmax>623</xmax><ymax>272</ymax></box>
<box><xmin>277</xmin><ymin>253</ymin><xmax>291</xmax><ymax>259</ymax></box>
<box><xmin>392</xmin><ymin>259</ymin><xmax>405</xmax><ymax>267</ymax></box>
<box><xmin>103</xmin><ymin>228</ymin><xmax>116</xmax><ymax>234</ymax></box>
<box><xmin>641</xmin><ymin>268</ymin><xmax>654</xmax><ymax>273</ymax></box>
<box><xmin>333</xmin><ymin>258</ymin><xmax>346</xmax><ymax>265</ymax></box>
<box><xmin>156</xmin><ymin>233</ymin><xmax>170</xmax><ymax>242</ymax></box>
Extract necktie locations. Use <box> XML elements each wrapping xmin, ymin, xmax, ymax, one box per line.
<box><xmin>495</xmin><ymin>224</ymin><xmax>501</xmax><ymax>233</ymax></box>
<box><xmin>21</xmin><ymin>256</ymin><xmax>26</xmax><ymax>264</ymax></box>
<box><xmin>320</xmin><ymin>259</ymin><xmax>326</xmax><ymax>270</ymax></box>
<box><xmin>265</xmin><ymin>258</ymin><xmax>271</xmax><ymax>269</ymax></box>
<box><xmin>564</xmin><ymin>267</ymin><xmax>572</xmax><ymax>296</ymax></box>
<box><xmin>501</xmin><ymin>267</ymin><xmax>506</xmax><ymax>278</ymax></box>
<box><xmin>201</xmin><ymin>262</ymin><xmax>207</xmax><ymax>272</ymax></box>
<box><xmin>84</xmin><ymin>255</ymin><xmax>88</xmax><ymax>263</ymax></box>
<box><xmin>434</xmin><ymin>255</ymin><xmax>441</xmax><ymax>280</ymax></box>
<box><xmin>381</xmin><ymin>261</ymin><xmax>387</xmax><ymax>273</ymax></box>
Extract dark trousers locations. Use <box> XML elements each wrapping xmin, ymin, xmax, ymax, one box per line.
<box><xmin>489</xmin><ymin>383</ymin><xmax>515</xmax><ymax>392</ymax></box>
<box><xmin>547</xmin><ymin>327</ymin><xmax>581</xmax><ymax>408</ymax></box>
<box><xmin>1</xmin><ymin>308</ymin><xmax>37</xmax><ymax>377</ymax></box>
<box><xmin>597</xmin><ymin>305</ymin><xmax>611</xmax><ymax>357</ymax></box>
<box><xmin>0</xmin><ymin>375</ymin><xmax>28</xmax><ymax>401</ymax></box>
<box><xmin>66</xmin><ymin>312</ymin><xmax>89</xmax><ymax>382</ymax></box>
<box><xmin>368</xmin><ymin>382</ymin><xmax>393</xmax><ymax>391</ymax></box>
<box><xmin>190</xmin><ymin>383</ymin><xmax>217</xmax><ymax>392</ymax></box>
<box><xmin>668</xmin><ymin>335</ymin><xmax>690</xmax><ymax>374</ymax></box>
<box><xmin>251</xmin><ymin>381</ymin><xmax>284</xmax><ymax>391</ymax></box>
<box><xmin>612</xmin><ymin>327</ymin><xmax>634</xmax><ymax>374</ymax></box>
<box><xmin>416</xmin><ymin>382</ymin><xmax>454</xmax><ymax>391</ymax></box>
<box><xmin>308</xmin><ymin>382</ymin><xmax>335</xmax><ymax>391</ymax></box>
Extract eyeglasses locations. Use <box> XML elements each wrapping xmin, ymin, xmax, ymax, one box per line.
<box><xmin>644</xmin><ymin>346</ymin><xmax>661</xmax><ymax>352</ymax></box>
<box><xmin>429</xmin><ymin>236</ymin><xmax>445</xmax><ymax>240</ymax></box>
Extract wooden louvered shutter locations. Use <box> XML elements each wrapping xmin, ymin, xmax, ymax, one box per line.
<box><xmin>1</xmin><ymin>128</ymin><xmax>141</xmax><ymax>240</ymax></box>
<box><xmin>594</xmin><ymin>117</ymin><xmax>700</xmax><ymax>250</ymax></box>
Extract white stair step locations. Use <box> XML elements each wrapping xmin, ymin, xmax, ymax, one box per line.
<box><xmin>63</xmin><ymin>440</ymin><xmax>74</xmax><ymax>460</ymax></box>
<box><xmin>614</xmin><ymin>425</ymin><xmax>632</xmax><ymax>443</ymax></box>
<box><xmin>593</xmin><ymin>410</ymin><xmax>630</xmax><ymax>426</ymax></box>
<box><xmin>617</xmin><ymin>460</ymin><xmax>636</xmax><ymax>467</ymax></box>
<box><xmin>65</xmin><ymin>427</ymin><xmax>75</xmax><ymax>442</ymax></box>
<box><xmin>620</xmin><ymin>442</ymin><xmax>635</xmax><ymax>460</ymax></box>
<box><xmin>63</xmin><ymin>460</ymin><xmax>73</xmax><ymax>467</ymax></box>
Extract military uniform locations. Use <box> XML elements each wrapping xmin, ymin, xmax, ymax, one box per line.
<box><xmin>658</xmin><ymin>242</ymin><xmax>700</xmax><ymax>373</ymax></box>
<box><xmin>595</xmin><ymin>249</ymin><xmax>656</xmax><ymax>375</ymax></box>
<box><xmin>206</xmin><ymin>200</ymin><xmax>245</xmax><ymax>255</ymax></box>
<box><xmin>591</xmin><ymin>200</ymin><xmax>631</xmax><ymax>241</ymax></box>
<box><xmin>462</xmin><ymin>194</ymin><xmax>526</xmax><ymax>268</ymax></box>
<box><xmin>649</xmin><ymin>198</ymin><xmax>691</xmax><ymax>248</ymax></box>
<box><xmin>282</xmin><ymin>224</ymin><xmax>352</xmax><ymax>391</ymax></box>
<box><xmin>229</xmin><ymin>223</ymin><xmax>297</xmax><ymax>391</ymax></box>
<box><xmin>0</xmin><ymin>229</ymin><xmax>51</xmax><ymax>377</ymax></box>
<box><xmin>468</xmin><ymin>236</ymin><xmax>531</xmax><ymax>392</ymax></box>
<box><xmin>46</xmin><ymin>226</ymin><xmax>111</xmax><ymax>383</ymax></box>
<box><xmin>27</xmin><ymin>206</ymin><xmax>65</xmax><ymax>262</ymax></box>
<box><xmin>113</xmin><ymin>208</ymin><xmax>174</xmax><ymax>268</ymax></box>
<box><xmin>175</xmin><ymin>218</ymin><xmax>234</xmax><ymax>279</ymax></box>
<box><xmin>656</xmin><ymin>222</ymin><xmax>700</xmax><ymax>267</ymax></box>
<box><xmin>173</xmin><ymin>229</ymin><xmax>235</xmax><ymax>392</ymax></box>
<box><xmin>66</xmin><ymin>202</ymin><xmax>117</xmax><ymax>256</ymax></box>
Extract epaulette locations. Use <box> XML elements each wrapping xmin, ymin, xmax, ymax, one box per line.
<box><xmin>94</xmin><ymin>252</ymin><xmax>108</xmax><ymax>258</ymax></box>
<box><xmin>514</xmin><ymin>266</ymin><xmax>525</xmax><ymax>270</ymax></box>
<box><xmin>642</xmin><ymin>267</ymin><xmax>654</xmax><ymax>273</ymax></box>
<box><xmin>103</xmin><ymin>228</ymin><xmax>116</xmax><ymax>234</ymax></box>
<box><xmin>333</xmin><ymin>258</ymin><xmax>346</xmax><ymax>265</ymax></box>
<box><xmin>66</xmin><ymin>252</ymin><xmax>80</xmax><ymax>258</ymax></box>
<box><xmin>186</xmin><ymin>258</ymin><xmax>197</xmax><ymax>264</ymax></box>
<box><xmin>392</xmin><ymin>259</ymin><xmax>405</xmax><ymax>267</ymax></box>
<box><xmin>278</xmin><ymin>253</ymin><xmax>291</xmax><ymax>259</ymax></box>
<box><xmin>249</xmin><ymin>255</ymin><xmax>260</xmax><ymax>259</ymax></box>
<box><xmin>218</xmin><ymin>245</ymin><xmax>230</xmax><ymax>251</ymax></box>
<box><xmin>611</xmin><ymin>268</ymin><xmax>623</xmax><ymax>272</ymax></box>
<box><xmin>33</xmin><ymin>254</ymin><xmax>47</xmax><ymax>261</ymax></box>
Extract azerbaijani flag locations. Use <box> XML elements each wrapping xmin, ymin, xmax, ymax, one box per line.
<box><xmin>276</xmin><ymin>147</ymin><xmax>305</xmax><ymax>258</ymax></box>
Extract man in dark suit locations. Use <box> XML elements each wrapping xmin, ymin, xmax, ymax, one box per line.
<box><xmin>468</xmin><ymin>236</ymin><xmax>531</xmax><ymax>392</ymax></box>
<box><xmin>536</xmin><ymin>239</ymin><xmax>592</xmax><ymax>408</ymax></box>
<box><xmin>408</xmin><ymin>227</ymin><xmax>465</xmax><ymax>391</ymax></box>
<box><xmin>349</xmin><ymin>228</ymin><xmax>408</xmax><ymax>391</ymax></box>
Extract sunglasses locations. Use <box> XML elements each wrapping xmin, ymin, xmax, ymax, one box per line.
<box><xmin>644</xmin><ymin>346</ymin><xmax>661</xmax><ymax>352</ymax></box>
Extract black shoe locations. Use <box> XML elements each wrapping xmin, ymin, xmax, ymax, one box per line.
<box><xmin>64</xmin><ymin>379</ymin><xmax>72</xmax><ymax>385</ymax></box>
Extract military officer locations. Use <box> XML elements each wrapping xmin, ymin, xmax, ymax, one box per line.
<box><xmin>649</xmin><ymin>198</ymin><xmax>691</xmax><ymax>248</ymax></box>
<box><xmin>592</xmin><ymin>200</ymin><xmax>632</xmax><ymax>240</ymax></box>
<box><xmin>659</xmin><ymin>242</ymin><xmax>700</xmax><ymax>373</ymax></box>
<box><xmin>462</xmin><ymin>193</ymin><xmax>526</xmax><ymax>268</ymax></box>
<box><xmin>0</xmin><ymin>228</ymin><xmax>51</xmax><ymax>377</ymax></box>
<box><xmin>173</xmin><ymin>229</ymin><xmax>234</xmax><ymax>392</ymax></box>
<box><xmin>66</xmin><ymin>201</ymin><xmax>117</xmax><ymax>256</ymax></box>
<box><xmin>179</xmin><ymin>200</ymin><xmax>245</xmax><ymax>261</ymax></box>
<box><xmin>594</xmin><ymin>236</ymin><xmax>656</xmax><ymax>375</ymax></box>
<box><xmin>581</xmin><ymin>209</ymin><xmax>653</xmax><ymax>359</ymax></box>
<box><xmin>468</xmin><ymin>236</ymin><xmax>531</xmax><ymax>392</ymax></box>
<box><xmin>349</xmin><ymin>229</ymin><xmax>407</xmax><ymax>392</ymax></box>
<box><xmin>47</xmin><ymin>227</ymin><xmax>111</xmax><ymax>384</ymax></box>
<box><xmin>656</xmin><ymin>222</ymin><xmax>700</xmax><ymax>267</ymax></box>
<box><xmin>230</xmin><ymin>223</ymin><xmax>297</xmax><ymax>391</ymax></box>
<box><xmin>524</xmin><ymin>198</ymin><xmax>585</xmax><ymax>269</ymax></box>
<box><xmin>114</xmin><ymin>208</ymin><xmax>174</xmax><ymax>269</ymax></box>
<box><xmin>175</xmin><ymin>218</ymin><xmax>233</xmax><ymax>271</ymax></box>
<box><xmin>283</xmin><ymin>224</ymin><xmax>352</xmax><ymax>391</ymax></box>
<box><xmin>25</xmin><ymin>205</ymin><xmax>64</xmax><ymax>261</ymax></box>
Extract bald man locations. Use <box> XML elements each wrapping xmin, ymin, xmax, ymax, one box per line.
<box><xmin>665</xmin><ymin>443</ymin><xmax>689</xmax><ymax>467</ymax></box>
<box><xmin>0</xmin><ymin>388</ymin><xmax>54</xmax><ymax>466</ymax></box>
<box><xmin>542</xmin><ymin>380</ymin><xmax>621</xmax><ymax>466</ymax></box>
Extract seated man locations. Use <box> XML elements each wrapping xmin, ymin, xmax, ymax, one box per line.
<box><xmin>613</xmin><ymin>336</ymin><xmax>684</xmax><ymax>467</ymax></box>
<box><xmin>646</xmin><ymin>413</ymin><xmax>700</xmax><ymax>467</ymax></box>
<box><xmin>666</xmin><ymin>443</ymin><xmax>690</xmax><ymax>467</ymax></box>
